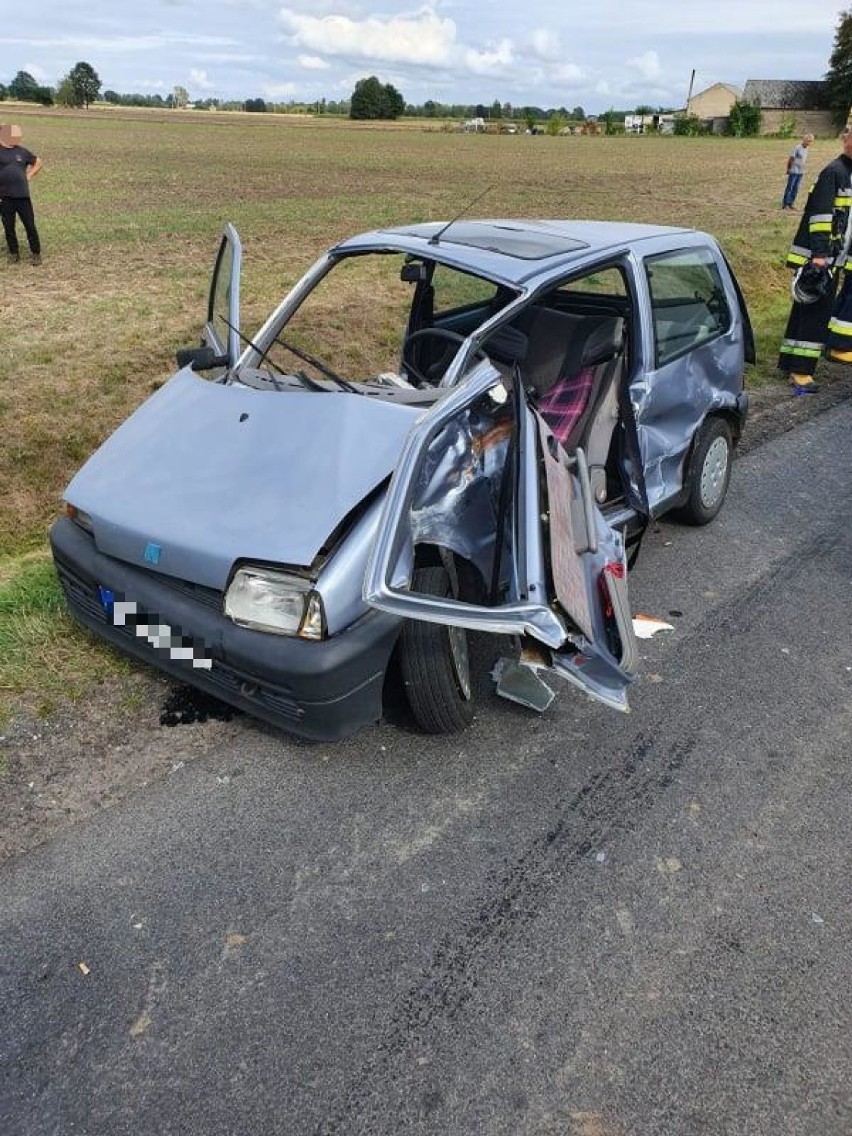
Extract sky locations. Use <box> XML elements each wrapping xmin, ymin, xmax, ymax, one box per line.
<box><xmin>2</xmin><ymin>0</ymin><xmax>847</xmax><ymax>113</ymax></box>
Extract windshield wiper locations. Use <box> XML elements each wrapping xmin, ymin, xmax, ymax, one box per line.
<box><xmin>271</xmin><ymin>335</ymin><xmax>360</xmax><ymax>393</ymax></box>
<box><xmin>217</xmin><ymin>314</ymin><xmax>326</xmax><ymax>392</ymax></box>
<box><xmin>219</xmin><ymin>314</ymin><xmax>359</xmax><ymax>394</ymax></box>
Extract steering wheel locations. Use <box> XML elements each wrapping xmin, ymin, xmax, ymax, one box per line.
<box><xmin>401</xmin><ymin>327</ymin><xmax>488</xmax><ymax>387</ymax></box>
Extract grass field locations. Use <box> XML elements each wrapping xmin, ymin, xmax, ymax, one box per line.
<box><xmin>0</xmin><ymin>104</ymin><xmax>828</xmax><ymax>717</ymax></box>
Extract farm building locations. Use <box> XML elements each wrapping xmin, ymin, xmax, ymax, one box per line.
<box><xmin>685</xmin><ymin>83</ymin><xmax>741</xmax><ymax>133</ymax></box>
<box><xmin>741</xmin><ymin>80</ymin><xmax>833</xmax><ymax>136</ymax></box>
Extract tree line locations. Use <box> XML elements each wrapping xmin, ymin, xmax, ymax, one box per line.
<box><xmin>11</xmin><ymin>6</ymin><xmax>852</xmax><ymax>131</ymax></box>
<box><xmin>0</xmin><ymin>61</ymin><xmax>600</xmax><ymax>122</ymax></box>
<box><xmin>2</xmin><ymin>64</ymin><xmax>101</xmax><ymax>108</ymax></box>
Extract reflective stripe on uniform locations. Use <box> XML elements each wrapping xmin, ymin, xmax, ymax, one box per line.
<box><xmin>779</xmin><ymin>340</ymin><xmax>824</xmax><ymax>358</ymax></box>
<box><xmin>786</xmin><ymin>250</ymin><xmax>809</xmax><ymax>267</ymax></box>
<box><xmin>827</xmin><ymin>315</ymin><xmax>852</xmax><ymax>337</ymax></box>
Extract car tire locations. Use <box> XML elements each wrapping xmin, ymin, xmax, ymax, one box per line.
<box><xmin>398</xmin><ymin>565</ymin><xmax>475</xmax><ymax>734</ymax></box>
<box><xmin>674</xmin><ymin>416</ymin><xmax>733</xmax><ymax>526</ymax></box>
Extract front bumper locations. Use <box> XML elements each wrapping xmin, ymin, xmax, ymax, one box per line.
<box><xmin>50</xmin><ymin>517</ymin><xmax>401</xmax><ymax>742</ymax></box>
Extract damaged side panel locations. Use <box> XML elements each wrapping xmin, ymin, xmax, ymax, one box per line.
<box><xmin>364</xmin><ymin>360</ymin><xmax>566</xmax><ymax>648</ymax></box>
<box><xmin>364</xmin><ymin>358</ymin><xmax>637</xmax><ymax>713</ymax></box>
<box><xmin>629</xmin><ymin>243</ymin><xmax>747</xmax><ymax>514</ymax></box>
<box><xmin>631</xmin><ymin>339</ymin><xmax>743</xmax><ymax>513</ymax></box>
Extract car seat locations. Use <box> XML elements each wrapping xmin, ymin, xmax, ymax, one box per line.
<box><xmin>535</xmin><ymin>316</ymin><xmax>625</xmax><ymax>505</ymax></box>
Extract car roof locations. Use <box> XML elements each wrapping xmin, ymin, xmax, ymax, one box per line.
<box><xmin>333</xmin><ymin>218</ymin><xmax>700</xmax><ymax>287</ymax></box>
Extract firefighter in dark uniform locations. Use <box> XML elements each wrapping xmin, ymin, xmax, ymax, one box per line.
<box><xmin>779</xmin><ymin>126</ymin><xmax>852</xmax><ymax>394</ymax></box>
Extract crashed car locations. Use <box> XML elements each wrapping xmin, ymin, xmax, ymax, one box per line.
<box><xmin>51</xmin><ymin>218</ymin><xmax>753</xmax><ymax>740</ymax></box>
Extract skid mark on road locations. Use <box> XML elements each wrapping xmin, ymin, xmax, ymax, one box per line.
<box><xmin>315</xmin><ymin>725</ymin><xmax>698</xmax><ymax>1134</ymax></box>
<box><xmin>316</xmin><ymin>522</ymin><xmax>852</xmax><ymax>1133</ymax></box>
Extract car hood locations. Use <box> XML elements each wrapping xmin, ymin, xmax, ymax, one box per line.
<box><xmin>64</xmin><ymin>369</ymin><xmax>423</xmax><ymax>590</ymax></box>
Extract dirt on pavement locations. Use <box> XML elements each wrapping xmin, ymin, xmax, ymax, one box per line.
<box><xmin>2</xmin><ymin>369</ymin><xmax>851</xmax><ymax>864</ymax></box>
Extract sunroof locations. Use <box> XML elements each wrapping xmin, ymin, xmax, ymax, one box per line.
<box><xmin>400</xmin><ymin>222</ymin><xmax>589</xmax><ymax>260</ymax></box>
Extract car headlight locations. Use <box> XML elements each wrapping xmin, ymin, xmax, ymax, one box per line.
<box><xmin>224</xmin><ymin>566</ymin><xmax>325</xmax><ymax>639</ymax></box>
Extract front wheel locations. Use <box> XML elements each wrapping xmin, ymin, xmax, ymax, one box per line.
<box><xmin>398</xmin><ymin>565</ymin><xmax>475</xmax><ymax>734</ymax></box>
<box><xmin>674</xmin><ymin>416</ymin><xmax>733</xmax><ymax>526</ymax></box>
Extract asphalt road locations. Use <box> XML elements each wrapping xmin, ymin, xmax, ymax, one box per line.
<box><xmin>2</xmin><ymin>403</ymin><xmax>851</xmax><ymax>1136</ymax></box>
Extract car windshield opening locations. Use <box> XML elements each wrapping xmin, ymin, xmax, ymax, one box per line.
<box><xmin>256</xmin><ymin>251</ymin><xmax>517</xmax><ymax>391</ymax></box>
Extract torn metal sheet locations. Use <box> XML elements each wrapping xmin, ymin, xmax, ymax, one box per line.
<box><xmin>492</xmin><ymin>657</ymin><xmax>556</xmax><ymax>712</ymax></box>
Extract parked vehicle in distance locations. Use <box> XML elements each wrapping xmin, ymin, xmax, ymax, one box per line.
<box><xmin>51</xmin><ymin>218</ymin><xmax>753</xmax><ymax>740</ymax></box>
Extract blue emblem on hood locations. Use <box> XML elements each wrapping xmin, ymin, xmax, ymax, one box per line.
<box><xmin>144</xmin><ymin>542</ymin><xmax>162</xmax><ymax>565</ymax></box>
<box><xmin>98</xmin><ymin>586</ymin><xmax>115</xmax><ymax>615</ymax></box>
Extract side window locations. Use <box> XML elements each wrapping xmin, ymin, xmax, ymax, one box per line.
<box><xmin>645</xmin><ymin>248</ymin><xmax>731</xmax><ymax>367</ymax></box>
<box><xmin>553</xmin><ymin>266</ymin><xmax>628</xmax><ymax>301</ymax></box>
<box><xmin>432</xmin><ymin>264</ymin><xmax>501</xmax><ymax>318</ymax></box>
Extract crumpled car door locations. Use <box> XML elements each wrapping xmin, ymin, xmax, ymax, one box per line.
<box><xmin>363</xmin><ymin>358</ymin><xmax>639</xmax><ymax>712</ymax></box>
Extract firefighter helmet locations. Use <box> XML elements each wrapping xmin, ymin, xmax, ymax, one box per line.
<box><xmin>791</xmin><ymin>262</ymin><xmax>833</xmax><ymax>305</ymax></box>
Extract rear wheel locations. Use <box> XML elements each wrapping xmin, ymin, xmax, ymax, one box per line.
<box><xmin>398</xmin><ymin>565</ymin><xmax>475</xmax><ymax>734</ymax></box>
<box><xmin>674</xmin><ymin>416</ymin><xmax>732</xmax><ymax>526</ymax></box>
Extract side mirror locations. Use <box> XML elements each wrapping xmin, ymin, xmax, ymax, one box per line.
<box><xmin>176</xmin><ymin>345</ymin><xmax>229</xmax><ymax>370</ymax></box>
<box><xmin>400</xmin><ymin>261</ymin><xmax>428</xmax><ymax>283</ymax></box>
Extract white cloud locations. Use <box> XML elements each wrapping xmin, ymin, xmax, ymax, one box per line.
<box><xmin>627</xmin><ymin>50</ymin><xmax>662</xmax><ymax>82</ymax></box>
<box><xmin>278</xmin><ymin>7</ymin><xmax>456</xmax><ymax>66</ymax></box>
<box><xmin>553</xmin><ymin>63</ymin><xmax>585</xmax><ymax>83</ymax></box>
<box><xmin>298</xmin><ymin>54</ymin><xmax>330</xmax><ymax>69</ymax></box>
<box><xmin>529</xmin><ymin>28</ymin><xmax>561</xmax><ymax>61</ymax></box>
<box><xmin>464</xmin><ymin>39</ymin><xmax>514</xmax><ymax>75</ymax></box>
<box><xmin>189</xmin><ymin>68</ymin><xmax>215</xmax><ymax>91</ymax></box>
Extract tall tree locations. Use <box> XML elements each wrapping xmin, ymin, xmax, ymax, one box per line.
<box><xmin>8</xmin><ymin>71</ymin><xmax>40</xmax><ymax>101</ymax></box>
<box><xmin>56</xmin><ymin>75</ymin><xmax>81</xmax><ymax>107</ymax></box>
<box><xmin>351</xmin><ymin>76</ymin><xmax>384</xmax><ymax>118</ymax></box>
<box><xmin>382</xmin><ymin>83</ymin><xmax>405</xmax><ymax>119</ymax></box>
<box><xmin>826</xmin><ymin>8</ymin><xmax>852</xmax><ymax>127</ymax></box>
<box><xmin>69</xmin><ymin>61</ymin><xmax>101</xmax><ymax>108</ymax></box>
<box><xmin>350</xmin><ymin>76</ymin><xmax>405</xmax><ymax>120</ymax></box>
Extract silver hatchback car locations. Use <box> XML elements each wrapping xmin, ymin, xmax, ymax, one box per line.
<box><xmin>51</xmin><ymin>219</ymin><xmax>753</xmax><ymax>739</ymax></box>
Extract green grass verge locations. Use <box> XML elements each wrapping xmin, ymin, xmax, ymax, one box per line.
<box><xmin>0</xmin><ymin>554</ymin><xmax>128</xmax><ymax>726</ymax></box>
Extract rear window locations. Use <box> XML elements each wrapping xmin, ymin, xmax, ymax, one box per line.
<box><xmin>645</xmin><ymin>248</ymin><xmax>731</xmax><ymax>367</ymax></box>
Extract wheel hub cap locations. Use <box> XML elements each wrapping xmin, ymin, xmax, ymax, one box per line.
<box><xmin>700</xmin><ymin>437</ymin><xmax>729</xmax><ymax>508</ymax></box>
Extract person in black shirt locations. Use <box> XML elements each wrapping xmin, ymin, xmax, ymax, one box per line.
<box><xmin>0</xmin><ymin>123</ymin><xmax>43</xmax><ymax>265</ymax></box>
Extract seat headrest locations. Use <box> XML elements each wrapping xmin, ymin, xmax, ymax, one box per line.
<box><xmin>581</xmin><ymin>317</ymin><xmax>624</xmax><ymax>367</ymax></box>
<box><xmin>485</xmin><ymin>323</ymin><xmax>529</xmax><ymax>365</ymax></box>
